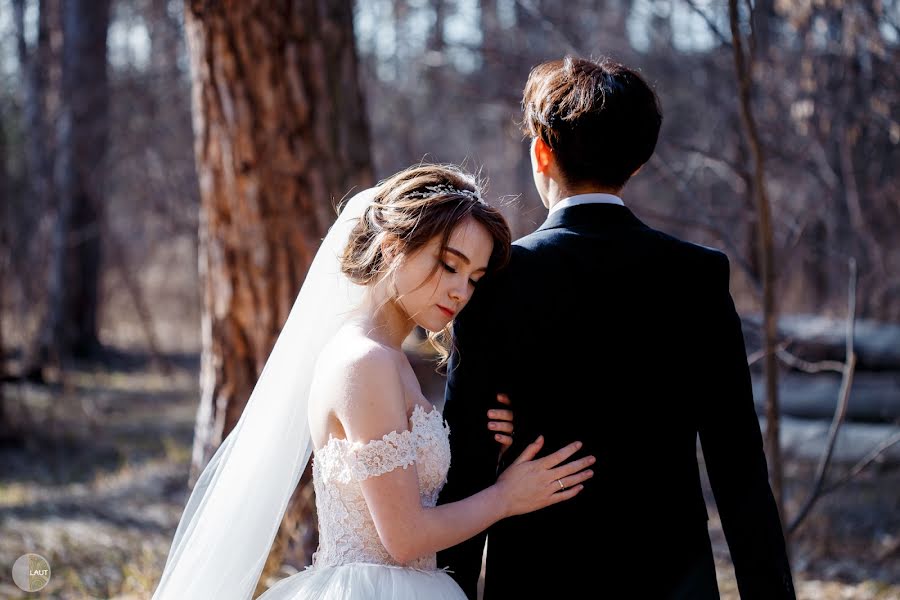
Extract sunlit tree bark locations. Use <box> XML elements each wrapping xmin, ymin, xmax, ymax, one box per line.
<box><xmin>184</xmin><ymin>0</ymin><xmax>373</xmax><ymax>593</ymax></box>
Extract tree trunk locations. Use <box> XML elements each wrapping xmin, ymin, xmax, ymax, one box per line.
<box><xmin>429</xmin><ymin>0</ymin><xmax>446</xmax><ymax>53</ymax></box>
<box><xmin>12</xmin><ymin>0</ymin><xmax>54</xmax><ymax>227</ymax></box>
<box><xmin>0</xmin><ymin>92</ymin><xmax>10</xmax><ymax>444</ymax></box>
<box><xmin>13</xmin><ymin>0</ymin><xmax>58</xmax><ymax>379</ymax></box>
<box><xmin>26</xmin><ymin>0</ymin><xmax>110</xmax><ymax>372</ymax></box>
<box><xmin>729</xmin><ymin>0</ymin><xmax>785</xmax><ymax>530</ymax></box>
<box><xmin>183</xmin><ymin>0</ymin><xmax>373</xmax><ymax>593</ymax></box>
<box><xmin>480</xmin><ymin>0</ymin><xmax>499</xmax><ymax>57</ymax></box>
<box><xmin>147</xmin><ymin>0</ymin><xmax>182</xmax><ymax>80</ymax></box>
<box><xmin>752</xmin><ymin>0</ymin><xmax>776</xmax><ymax>56</ymax></box>
<box><xmin>60</xmin><ymin>0</ymin><xmax>110</xmax><ymax>358</ymax></box>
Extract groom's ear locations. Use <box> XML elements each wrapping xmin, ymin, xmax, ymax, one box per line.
<box><xmin>533</xmin><ymin>137</ymin><xmax>554</xmax><ymax>174</ymax></box>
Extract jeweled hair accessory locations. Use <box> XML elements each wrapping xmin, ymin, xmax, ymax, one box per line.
<box><xmin>406</xmin><ymin>184</ymin><xmax>482</xmax><ymax>201</ymax></box>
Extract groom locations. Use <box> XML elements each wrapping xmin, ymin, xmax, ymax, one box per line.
<box><xmin>437</xmin><ymin>56</ymin><xmax>795</xmax><ymax>599</ymax></box>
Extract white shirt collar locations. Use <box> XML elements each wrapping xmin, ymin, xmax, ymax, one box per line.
<box><xmin>548</xmin><ymin>193</ymin><xmax>625</xmax><ymax>215</ymax></box>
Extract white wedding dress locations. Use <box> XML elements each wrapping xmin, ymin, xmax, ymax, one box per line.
<box><xmin>257</xmin><ymin>405</ymin><xmax>467</xmax><ymax>599</ymax></box>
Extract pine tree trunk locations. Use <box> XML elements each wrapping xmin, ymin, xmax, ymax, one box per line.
<box><xmin>0</xmin><ymin>91</ymin><xmax>10</xmax><ymax>443</ymax></box>
<box><xmin>60</xmin><ymin>0</ymin><xmax>110</xmax><ymax>358</ymax></box>
<box><xmin>147</xmin><ymin>0</ymin><xmax>181</xmax><ymax>80</ymax></box>
<box><xmin>13</xmin><ymin>0</ymin><xmax>59</xmax><ymax>379</ymax></box>
<box><xmin>13</xmin><ymin>0</ymin><xmax>54</xmax><ymax>228</ymax></box>
<box><xmin>27</xmin><ymin>0</ymin><xmax>110</xmax><ymax>371</ymax></box>
<box><xmin>184</xmin><ymin>0</ymin><xmax>373</xmax><ymax>592</ymax></box>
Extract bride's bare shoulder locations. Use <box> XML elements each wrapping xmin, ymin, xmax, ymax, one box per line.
<box><xmin>318</xmin><ymin>328</ymin><xmax>399</xmax><ymax>373</ymax></box>
<box><xmin>315</xmin><ymin>328</ymin><xmax>403</xmax><ymax>401</ymax></box>
<box><xmin>313</xmin><ymin>328</ymin><xmax>409</xmax><ymax>441</ymax></box>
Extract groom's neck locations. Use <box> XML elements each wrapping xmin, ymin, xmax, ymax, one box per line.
<box><xmin>544</xmin><ymin>180</ymin><xmax>623</xmax><ymax>211</ymax></box>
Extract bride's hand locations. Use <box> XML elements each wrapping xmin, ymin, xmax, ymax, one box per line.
<box><xmin>487</xmin><ymin>393</ymin><xmax>514</xmax><ymax>459</ymax></box>
<box><xmin>494</xmin><ymin>436</ymin><xmax>595</xmax><ymax>518</ymax></box>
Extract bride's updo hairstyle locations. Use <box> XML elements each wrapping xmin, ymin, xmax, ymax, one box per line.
<box><xmin>340</xmin><ymin>163</ymin><xmax>511</xmax><ymax>363</ymax></box>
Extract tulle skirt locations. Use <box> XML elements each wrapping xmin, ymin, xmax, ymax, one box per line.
<box><xmin>257</xmin><ymin>562</ymin><xmax>467</xmax><ymax>600</ymax></box>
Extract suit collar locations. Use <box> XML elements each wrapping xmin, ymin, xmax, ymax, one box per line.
<box><xmin>536</xmin><ymin>202</ymin><xmax>648</xmax><ymax>233</ymax></box>
<box><xmin>549</xmin><ymin>193</ymin><xmax>624</xmax><ymax>215</ymax></box>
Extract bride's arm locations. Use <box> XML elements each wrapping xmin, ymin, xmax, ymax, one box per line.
<box><xmin>338</xmin><ymin>349</ymin><xmax>594</xmax><ymax>565</ymax></box>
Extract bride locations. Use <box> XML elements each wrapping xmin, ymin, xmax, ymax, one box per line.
<box><xmin>152</xmin><ymin>164</ymin><xmax>596</xmax><ymax>599</ymax></box>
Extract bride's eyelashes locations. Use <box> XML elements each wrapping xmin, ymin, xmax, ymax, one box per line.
<box><xmin>440</xmin><ymin>261</ymin><xmax>479</xmax><ymax>287</ymax></box>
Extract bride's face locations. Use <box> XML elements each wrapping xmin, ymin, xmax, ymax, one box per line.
<box><xmin>390</xmin><ymin>217</ymin><xmax>494</xmax><ymax>332</ymax></box>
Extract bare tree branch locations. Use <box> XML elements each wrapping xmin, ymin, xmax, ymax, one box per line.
<box><xmin>513</xmin><ymin>0</ymin><xmax>582</xmax><ymax>55</ymax></box>
<box><xmin>788</xmin><ymin>258</ymin><xmax>858</xmax><ymax>535</ymax></box>
<box><xmin>645</xmin><ymin>152</ymin><xmax>761</xmax><ymax>292</ymax></box>
<box><xmin>775</xmin><ymin>349</ymin><xmax>844</xmax><ymax>374</ymax></box>
<box><xmin>729</xmin><ymin>0</ymin><xmax>784</xmax><ymax>516</ymax></box>
<box><xmin>665</xmin><ymin>140</ymin><xmax>751</xmax><ymax>183</ymax></box>
<box><xmin>744</xmin><ymin>0</ymin><xmax>757</xmax><ymax>57</ymax></box>
<box><xmin>822</xmin><ymin>429</ymin><xmax>900</xmax><ymax>496</ymax></box>
<box><xmin>683</xmin><ymin>0</ymin><xmax>733</xmax><ymax>47</ymax></box>
<box><xmin>747</xmin><ymin>340</ymin><xmax>789</xmax><ymax>367</ymax></box>
<box><xmin>104</xmin><ymin>219</ymin><xmax>172</xmax><ymax>376</ymax></box>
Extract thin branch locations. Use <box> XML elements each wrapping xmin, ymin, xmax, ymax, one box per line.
<box><xmin>775</xmin><ymin>349</ymin><xmax>844</xmax><ymax>374</ymax></box>
<box><xmin>747</xmin><ymin>340</ymin><xmax>788</xmax><ymax>367</ymax></box>
<box><xmin>729</xmin><ymin>0</ymin><xmax>783</xmax><ymax>515</ymax></box>
<box><xmin>104</xmin><ymin>218</ymin><xmax>172</xmax><ymax>376</ymax></box>
<box><xmin>748</xmin><ymin>338</ymin><xmax>852</xmax><ymax>374</ymax></box>
<box><xmin>683</xmin><ymin>0</ymin><xmax>733</xmax><ymax>47</ymax></box>
<box><xmin>744</xmin><ymin>0</ymin><xmax>757</xmax><ymax>57</ymax></box>
<box><xmin>777</xmin><ymin>212</ymin><xmax>810</xmax><ymax>258</ymax></box>
<box><xmin>645</xmin><ymin>152</ymin><xmax>761</xmax><ymax>293</ymax></box>
<box><xmin>513</xmin><ymin>0</ymin><xmax>582</xmax><ymax>55</ymax></box>
<box><xmin>822</xmin><ymin>430</ymin><xmax>900</xmax><ymax>496</ymax></box>
<box><xmin>788</xmin><ymin>258</ymin><xmax>858</xmax><ymax>535</ymax></box>
<box><xmin>665</xmin><ymin>140</ymin><xmax>750</xmax><ymax>183</ymax></box>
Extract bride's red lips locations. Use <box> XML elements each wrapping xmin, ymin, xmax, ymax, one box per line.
<box><xmin>437</xmin><ymin>305</ymin><xmax>455</xmax><ymax>318</ymax></box>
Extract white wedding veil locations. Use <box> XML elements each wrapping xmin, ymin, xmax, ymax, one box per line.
<box><xmin>152</xmin><ymin>187</ymin><xmax>376</xmax><ymax>599</ymax></box>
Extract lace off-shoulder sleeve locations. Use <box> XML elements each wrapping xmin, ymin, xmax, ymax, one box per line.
<box><xmin>344</xmin><ymin>429</ymin><xmax>418</xmax><ymax>481</ymax></box>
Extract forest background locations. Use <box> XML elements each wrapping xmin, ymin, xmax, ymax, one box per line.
<box><xmin>0</xmin><ymin>0</ymin><xmax>898</xmax><ymax>598</ymax></box>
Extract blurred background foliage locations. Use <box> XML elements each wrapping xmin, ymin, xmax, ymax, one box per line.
<box><xmin>0</xmin><ymin>1</ymin><xmax>898</xmax><ymax>598</ymax></box>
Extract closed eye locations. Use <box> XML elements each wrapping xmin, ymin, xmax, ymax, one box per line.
<box><xmin>441</xmin><ymin>261</ymin><xmax>479</xmax><ymax>287</ymax></box>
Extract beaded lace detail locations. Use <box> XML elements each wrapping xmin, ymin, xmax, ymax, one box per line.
<box><xmin>310</xmin><ymin>405</ymin><xmax>451</xmax><ymax>570</ymax></box>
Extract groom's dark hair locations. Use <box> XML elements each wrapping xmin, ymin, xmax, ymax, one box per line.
<box><xmin>521</xmin><ymin>56</ymin><xmax>662</xmax><ymax>190</ymax></box>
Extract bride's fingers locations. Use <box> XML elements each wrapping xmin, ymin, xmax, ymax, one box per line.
<box><xmin>546</xmin><ymin>483</ymin><xmax>585</xmax><ymax>505</ymax></box>
<box><xmin>494</xmin><ymin>433</ymin><xmax>513</xmax><ymax>447</ymax></box>
<box><xmin>538</xmin><ymin>441</ymin><xmax>583</xmax><ymax>469</ymax></box>
<box><xmin>510</xmin><ymin>435</ymin><xmax>544</xmax><ymax>465</ymax></box>
<box><xmin>487</xmin><ymin>409</ymin><xmax>514</xmax><ymax>424</ymax></box>
<box><xmin>553</xmin><ymin>468</ymin><xmax>594</xmax><ymax>491</ymax></box>
<box><xmin>488</xmin><ymin>394</ymin><xmax>514</xmax><ymax>449</ymax></box>
<box><xmin>488</xmin><ymin>418</ymin><xmax>513</xmax><ymax>434</ymax></box>
<box><xmin>550</xmin><ymin>454</ymin><xmax>596</xmax><ymax>479</ymax></box>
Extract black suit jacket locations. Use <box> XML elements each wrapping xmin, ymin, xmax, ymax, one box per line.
<box><xmin>436</xmin><ymin>203</ymin><xmax>795</xmax><ymax>599</ymax></box>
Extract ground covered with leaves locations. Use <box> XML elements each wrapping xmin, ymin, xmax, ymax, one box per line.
<box><xmin>0</xmin><ymin>356</ymin><xmax>897</xmax><ymax>599</ymax></box>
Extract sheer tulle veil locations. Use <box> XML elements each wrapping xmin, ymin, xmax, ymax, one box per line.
<box><xmin>152</xmin><ymin>187</ymin><xmax>376</xmax><ymax>599</ymax></box>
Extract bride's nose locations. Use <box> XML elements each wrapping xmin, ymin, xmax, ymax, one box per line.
<box><xmin>448</xmin><ymin>282</ymin><xmax>466</xmax><ymax>303</ymax></box>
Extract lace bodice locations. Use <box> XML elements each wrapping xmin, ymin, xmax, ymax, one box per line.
<box><xmin>310</xmin><ymin>405</ymin><xmax>451</xmax><ymax>570</ymax></box>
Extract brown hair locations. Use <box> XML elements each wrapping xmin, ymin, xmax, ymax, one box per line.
<box><xmin>340</xmin><ymin>164</ymin><xmax>511</xmax><ymax>364</ymax></box>
<box><xmin>521</xmin><ymin>56</ymin><xmax>662</xmax><ymax>190</ymax></box>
